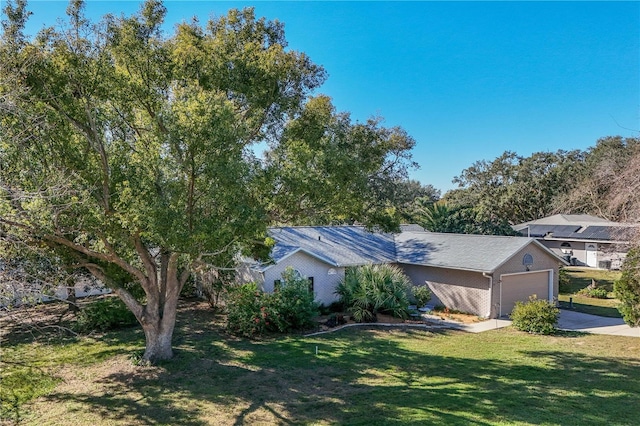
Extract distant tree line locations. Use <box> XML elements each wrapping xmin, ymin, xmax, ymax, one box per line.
<box><xmin>404</xmin><ymin>136</ymin><xmax>640</xmax><ymax>237</ymax></box>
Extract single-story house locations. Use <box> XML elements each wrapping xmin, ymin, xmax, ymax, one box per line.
<box><xmin>241</xmin><ymin>226</ymin><xmax>566</xmax><ymax>318</ymax></box>
<box><xmin>513</xmin><ymin>214</ymin><xmax>637</xmax><ymax>269</ymax></box>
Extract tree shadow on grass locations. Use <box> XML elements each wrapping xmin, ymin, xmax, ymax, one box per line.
<box><xmin>31</xmin><ymin>306</ymin><xmax>640</xmax><ymax>425</ymax></box>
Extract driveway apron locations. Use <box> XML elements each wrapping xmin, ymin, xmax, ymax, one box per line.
<box><xmin>558</xmin><ymin>309</ymin><xmax>639</xmax><ymax>337</ymax></box>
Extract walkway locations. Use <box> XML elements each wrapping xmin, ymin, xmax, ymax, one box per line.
<box><xmin>422</xmin><ymin>310</ymin><xmax>639</xmax><ymax>337</ymax></box>
<box><xmin>305</xmin><ymin>310</ymin><xmax>638</xmax><ymax>337</ymax></box>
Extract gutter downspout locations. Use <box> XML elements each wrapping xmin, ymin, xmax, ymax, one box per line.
<box><xmin>483</xmin><ymin>272</ymin><xmax>493</xmax><ymax>318</ymax></box>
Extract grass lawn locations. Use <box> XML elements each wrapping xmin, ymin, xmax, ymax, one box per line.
<box><xmin>559</xmin><ymin>267</ymin><xmax>623</xmax><ymax>317</ymax></box>
<box><xmin>2</xmin><ymin>300</ymin><xmax>640</xmax><ymax>425</ymax></box>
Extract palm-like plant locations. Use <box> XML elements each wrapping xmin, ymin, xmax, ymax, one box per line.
<box><xmin>335</xmin><ymin>264</ymin><xmax>411</xmax><ymax>322</ymax></box>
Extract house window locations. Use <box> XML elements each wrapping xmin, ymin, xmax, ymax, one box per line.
<box><xmin>308</xmin><ymin>277</ymin><xmax>314</xmax><ymax>294</ymax></box>
<box><xmin>274</xmin><ymin>279</ymin><xmax>282</xmax><ymax>291</ymax></box>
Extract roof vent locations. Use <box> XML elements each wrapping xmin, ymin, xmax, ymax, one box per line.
<box><xmin>318</xmin><ymin>235</ymin><xmax>321</xmax><ymax>241</ymax></box>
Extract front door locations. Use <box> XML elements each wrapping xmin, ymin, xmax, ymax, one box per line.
<box><xmin>585</xmin><ymin>243</ymin><xmax>598</xmax><ymax>268</ymax></box>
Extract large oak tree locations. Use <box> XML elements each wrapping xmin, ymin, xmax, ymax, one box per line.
<box><xmin>0</xmin><ymin>0</ymin><xmax>415</xmax><ymax>362</ymax></box>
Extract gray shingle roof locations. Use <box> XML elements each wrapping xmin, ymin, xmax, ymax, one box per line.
<box><xmin>266</xmin><ymin>226</ymin><xmax>396</xmax><ymax>269</ymax></box>
<box><xmin>395</xmin><ymin>231</ymin><xmax>538</xmax><ymax>272</ymax></box>
<box><xmin>513</xmin><ymin>214</ymin><xmax>636</xmax><ymax>242</ymax></box>
<box><xmin>514</xmin><ymin>214</ymin><xmax>616</xmax><ymax>228</ymax></box>
<box><xmin>262</xmin><ymin>226</ymin><xmax>552</xmax><ymax>273</ymax></box>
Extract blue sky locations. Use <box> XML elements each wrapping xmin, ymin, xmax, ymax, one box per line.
<box><xmin>16</xmin><ymin>1</ymin><xmax>640</xmax><ymax>192</ymax></box>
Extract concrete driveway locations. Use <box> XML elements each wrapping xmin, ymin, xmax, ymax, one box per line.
<box><xmin>558</xmin><ymin>309</ymin><xmax>639</xmax><ymax>337</ymax></box>
<box><xmin>451</xmin><ymin>310</ymin><xmax>639</xmax><ymax>337</ymax></box>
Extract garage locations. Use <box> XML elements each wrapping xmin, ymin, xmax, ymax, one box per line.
<box><xmin>499</xmin><ymin>270</ymin><xmax>553</xmax><ymax>317</ymax></box>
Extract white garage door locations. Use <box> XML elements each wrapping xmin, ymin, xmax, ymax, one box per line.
<box><xmin>500</xmin><ymin>271</ymin><xmax>552</xmax><ymax>317</ymax></box>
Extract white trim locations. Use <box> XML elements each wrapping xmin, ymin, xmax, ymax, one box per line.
<box><xmin>257</xmin><ymin>247</ymin><xmax>339</xmax><ymax>272</ymax></box>
<box><xmin>483</xmin><ymin>272</ymin><xmax>493</xmax><ymax>318</ymax></box>
<box><xmin>542</xmin><ymin>236</ymin><xmax>627</xmax><ymax>245</ymax></box>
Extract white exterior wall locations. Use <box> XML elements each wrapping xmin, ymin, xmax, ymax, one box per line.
<box><xmin>2</xmin><ymin>277</ymin><xmax>111</xmax><ymax>307</ymax></box>
<box><xmin>261</xmin><ymin>251</ymin><xmax>344</xmax><ymax>306</ymax></box>
<box><xmin>538</xmin><ymin>240</ymin><xmax>627</xmax><ymax>269</ymax></box>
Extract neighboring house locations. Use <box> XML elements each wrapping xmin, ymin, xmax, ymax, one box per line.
<box><xmin>513</xmin><ymin>214</ymin><xmax>637</xmax><ymax>269</ymax></box>
<box><xmin>242</xmin><ymin>226</ymin><xmax>566</xmax><ymax>319</ymax></box>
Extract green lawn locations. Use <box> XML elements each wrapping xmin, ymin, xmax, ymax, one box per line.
<box><xmin>559</xmin><ymin>267</ymin><xmax>623</xmax><ymax>317</ymax></box>
<box><xmin>2</xmin><ymin>301</ymin><xmax>640</xmax><ymax>425</ymax></box>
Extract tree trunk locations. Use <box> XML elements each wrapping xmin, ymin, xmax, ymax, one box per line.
<box><xmin>140</xmin><ymin>320</ymin><xmax>175</xmax><ymax>363</ymax></box>
<box><xmin>137</xmin><ymin>252</ymin><xmax>187</xmax><ymax>364</ymax></box>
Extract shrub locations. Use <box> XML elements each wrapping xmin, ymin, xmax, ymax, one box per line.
<box><xmin>614</xmin><ymin>248</ymin><xmax>640</xmax><ymax>327</ymax></box>
<box><xmin>510</xmin><ymin>295</ymin><xmax>559</xmax><ymax>335</ymax></box>
<box><xmin>335</xmin><ymin>264</ymin><xmax>411</xmax><ymax>322</ymax></box>
<box><xmin>318</xmin><ymin>301</ymin><xmax>344</xmax><ymax>315</ymax></box>
<box><xmin>577</xmin><ymin>279</ymin><xmax>609</xmax><ymax>299</ymax></box>
<box><xmin>578</xmin><ymin>287</ymin><xmax>609</xmax><ymax>299</ymax></box>
<box><xmin>411</xmin><ymin>285</ymin><xmax>432</xmax><ymax>307</ymax></box>
<box><xmin>558</xmin><ymin>267</ymin><xmax>571</xmax><ymax>293</ymax></box>
<box><xmin>74</xmin><ymin>297</ymin><xmax>138</xmax><ymax>333</ymax></box>
<box><xmin>268</xmin><ymin>267</ymin><xmax>319</xmax><ymax>333</ymax></box>
<box><xmin>225</xmin><ymin>282</ymin><xmax>266</xmax><ymax>337</ymax></box>
<box><xmin>225</xmin><ymin>269</ymin><xmax>319</xmax><ymax>338</ymax></box>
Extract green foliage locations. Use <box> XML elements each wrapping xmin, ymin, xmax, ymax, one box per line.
<box><xmin>558</xmin><ymin>268</ymin><xmax>571</xmax><ymax>293</ymax></box>
<box><xmin>417</xmin><ymin>202</ymin><xmax>515</xmax><ymax>236</ymax></box>
<box><xmin>447</xmin><ymin>150</ymin><xmax>585</xmax><ymax>225</ymax></box>
<box><xmin>394</xmin><ymin>180</ymin><xmax>441</xmax><ymax>223</ymax></box>
<box><xmin>268</xmin><ymin>268</ymin><xmax>319</xmax><ymax>333</ymax></box>
<box><xmin>263</xmin><ymin>95</ymin><xmax>417</xmax><ymax>232</ymax></box>
<box><xmin>0</xmin><ymin>0</ymin><xmax>418</xmax><ymax>361</ymax></box>
<box><xmin>510</xmin><ymin>296</ymin><xmax>559</xmax><ymax>335</ymax></box>
<box><xmin>225</xmin><ymin>269</ymin><xmax>319</xmax><ymax>337</ymax></box>
<box><xmin>336</xmin><ymin>264</ymin><xmax>411</xmax><ymax>322</ymax></box>
<box><xmin>614</xmin><ymin>248</ymin><xmax>640</xmax><ymax>327</ymax></box>
<box><xmin>411</xmin><ymin>285</ymin><xmax>432</xmax><ymax>307</ymax></box>
<box><xmin>318</xmin><ymin>301</ymin><xmax>345</xmax><ymax>315</ymax></box>
<box><xmin>225</xmin><ymin>282</ymin><xmax>266</xmax><ymax>337</ymax></box>
<box><xmin>73</xmin><ymin>297</ymin><xmax>138</xmax><ymax>333</ymax></box>
<box><xmin>577</xmin><ymin>280</ymin><xmax>609</xmax><ymax>299</ymax></box>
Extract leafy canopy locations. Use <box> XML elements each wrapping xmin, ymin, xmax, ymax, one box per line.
<box><xmin>0</xmin><ymin>0</ymin><xmax>417</xmax><ymax>361</ymax></box>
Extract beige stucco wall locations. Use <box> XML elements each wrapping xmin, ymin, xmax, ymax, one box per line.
<box><xmin>400</xmin><ymin>264</ymin><xmax>492</xmax><ymax>318</ymax></box>
<box><xmin>399</xmin><ymin>241</ymin><xmax>563</xmax><ymax>319</ymax></box>
<box><xmin>261</xmin><ymin>251</ymin><xmax>344</xmax><ymax>306</ymax></box>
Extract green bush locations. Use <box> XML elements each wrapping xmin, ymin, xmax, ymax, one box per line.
<box><xmin>318</xmin><ymin>301</ymin><xmax>344</xmax><ymax>315</ymax></box>
<box><xmin>74</xmin><ymin>297</ymin><xmax>138</xmax><ymax>333</ymax></box>
<box><xmin>577</xmin><ymin>279</ymin><xmax>609</xmax><ymax>299</ymax></box>
<box><xmin>558</xmin><ymin>267</ymin><xmax>571</xmax><ymax>293</ymax></box>
<box><xmin>268</xmin><ymin>268</ymin><xmax>319</xmax><ymax>333</ymax></box>
<box><xmin>336</xmin><ymin>264</ymin><xmax>411</xmax><ymax>322</ymax></box>
<box><xmin>578</xmin><ymin>287</ymin><xmax>609</xmax><ymax>299</ymax></box>
<box><xmin>411</xmin><ymin>285</ymin><xmax>432</xmax><ymax>307</ymax></box>
<box><xmin>225</xmin><ymin>282</ymin><xmax>266</xmax><ymax>337</ymax></box>
<box><xmin>614</xmin><ymin>248</ymin><xmax>640</xmax><ymax>327</ymax></box>
<box><xmin>225</xmin><ymin>268</ymin><xmax>319</xmax><ymax>338</ymax></box>
<box><xmin>510</xmin><ymin>295</ymin><xmax>559</xmax><ymax>335</ymax></box>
